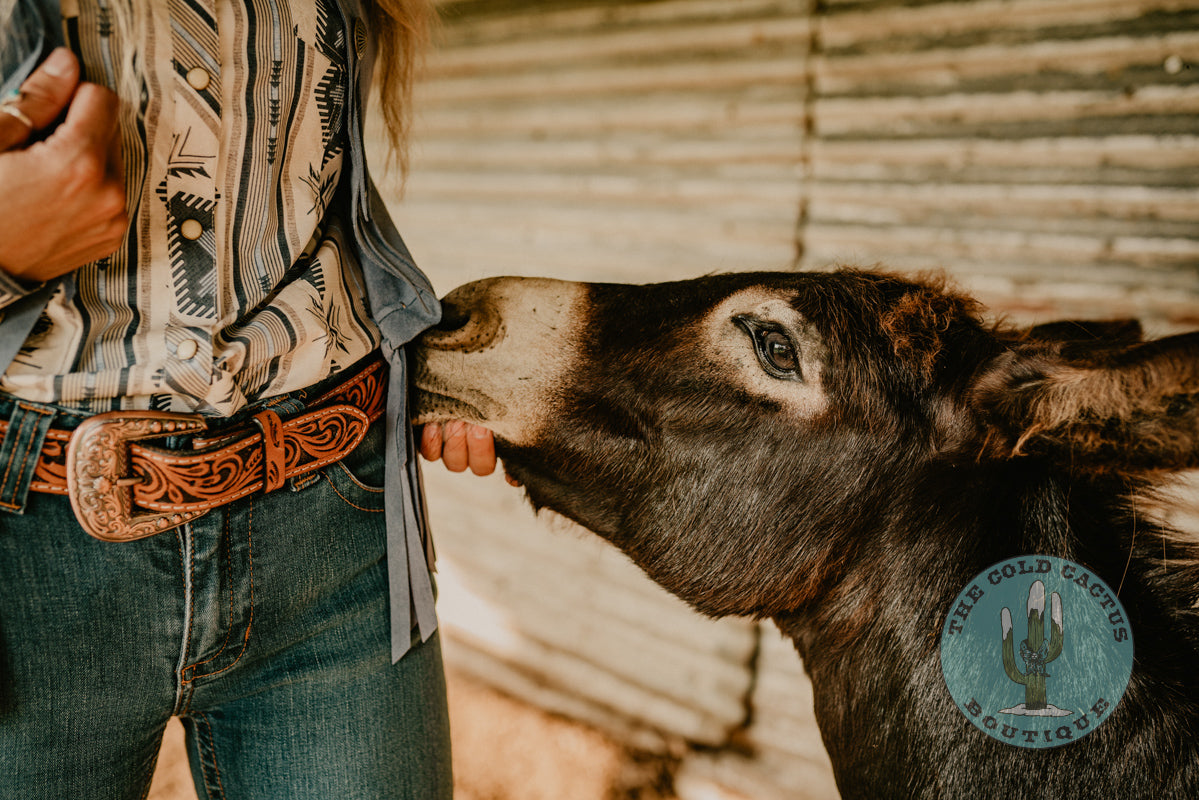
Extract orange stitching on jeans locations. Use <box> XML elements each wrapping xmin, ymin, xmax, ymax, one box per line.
<box><xmin>174</xmin><ymin>526</ymin><xmax>197</xmax><ymax>716</ymax></box>
<box><xmin>194</xmin><ymin>712</ymin><xmax>228</xmax><ymax>799</ymax></box>
<box><xmin>5</xmin><ymin>418</ymin><xmax>30</xmax><ymax>499</ymax></box>
<box><xmin>187</xmin><ymin>505</ymin><xmax>254</xmax><ymax>683</ymax></box>
<box><xmin>179</xmin><ymin>519</ymin><xmax>199</xmax><ymax>687</ymax></box>
<box><xmin>0</xmin><ymin>411</ymin><xmax>27</xmax><ymax>495</ymax></box>
<box><xmin>0</xmin><ymin>404</ymin><xmax>51</xmax><ymax>502</ymax></box>
<box><xmin>12</xmin><ymin>405</ymin><xmax>52</xmax><ymax>496</ymax></box>
<box><xmin>183</xmin><ymin>515</ymin><xmax>238</xmax><ymax>679</ymax></box>
<box><xmin>322</xmin><ymin>469</ymin><xmax>385</xmax><ymax>513</ymax></box>
<box><xmin>332</xmin><ymin>460</ymin><xmax>385</xmax><ymax>494</ymax></box>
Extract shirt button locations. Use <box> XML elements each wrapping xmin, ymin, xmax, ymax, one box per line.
<box><xmin>176</xmin><ymin>339</ymin><xmax>199</xmax><ymax>360</ymax></box>
<box><xmin>186</xmin><ymin>67</ymin><xmax>211</xmax><ymax>91</ymax></box>
<box><xmin>180</xmin><ymin>219</ymin><xmax>204</xmax><ymax>241</ymax></box>
<box><xmin>354</xmin><ymin>19</ymin><xmax>367</xmax><ymax>58</ymax></box>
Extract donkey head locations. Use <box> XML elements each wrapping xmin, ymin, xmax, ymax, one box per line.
<box><xmin>413</xmin><ymin>270</ymin><xmax>1199</xmax><ymax>619</ymax></box>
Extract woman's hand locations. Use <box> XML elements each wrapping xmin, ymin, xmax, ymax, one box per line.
<box><xmin>0</xmin><ymin>47</ymin><xmax>128</xmax><ymax>283</ymax></box>
<box><xmin>420</xmin><ymin>421</ymin><xmax>519</xmax><ymax>485</ymax></box>
<box><xmin>420</xmin><ymin>421</ymin><xmax>495</xmax><ymax>475</ymax></box>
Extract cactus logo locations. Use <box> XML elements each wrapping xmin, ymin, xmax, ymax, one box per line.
<box><xmin>940</xmin><ymin>555</ymin><xmax>1134</xmax><ymax>749</ymax></box>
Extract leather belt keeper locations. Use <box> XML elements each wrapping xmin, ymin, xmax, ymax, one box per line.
<box><xmin>7</xmin><ymin>358</ymin><xmax>387</xmax><ymax>542</ymax></box>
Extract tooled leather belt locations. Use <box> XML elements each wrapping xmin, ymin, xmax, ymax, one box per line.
<box><xmin>6</xmin><ymin>357</ymin><xmax>387</xmax><ymax>542</ymax></box>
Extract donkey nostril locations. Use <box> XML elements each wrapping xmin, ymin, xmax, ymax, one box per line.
<box><xmin>434</xmin><ymin>300</ymin><xmax>470</xmax><ymax>333</ymax></box>
<box><xmin>422</xmin><ymin>290</ymin><xmax>502</xmax><ymax>353</ymax></box>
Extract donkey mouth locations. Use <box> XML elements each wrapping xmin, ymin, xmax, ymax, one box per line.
<box><xmin>410</xmin><ymin>387</ymin><xmax>482</xmax><ymax>426</ymax></box>
<box><xmin>410</xmin><ymin>376</ymin><xmax>510</xmax><ymax>427</ymax></box>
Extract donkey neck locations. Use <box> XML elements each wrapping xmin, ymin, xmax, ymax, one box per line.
<box><xmin>772</xmin><ymin>462</ymin><xmax>1199</xmax><ymax>799</ymax></box>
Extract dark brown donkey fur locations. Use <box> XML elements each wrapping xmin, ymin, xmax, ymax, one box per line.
<box><xmin>412</xmin><ymin>269</ymin><xmax>1199</xmax><ymax>799</ymax></box>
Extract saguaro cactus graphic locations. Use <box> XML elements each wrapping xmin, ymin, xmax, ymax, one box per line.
<box><xmin>1001</xmin><ymin>581</ymin><xmax>1064</xmax><ymax>711</ymax></box>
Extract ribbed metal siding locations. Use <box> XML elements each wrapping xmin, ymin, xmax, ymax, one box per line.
<box><xmin>804</xmin><ymin>0</ymin><xmax>1199</xmax><ymax>329</ymax></box>
<box><xmin>386</xmin><ymin>0</ymin><xmax>812</xmax><ymax>287</ymax></box>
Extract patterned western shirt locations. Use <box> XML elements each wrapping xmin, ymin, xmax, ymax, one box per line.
<box><xmin>0</xmin><ymin>0</ymin><xmax>379</xmax><ymax>416</ymax></box>
<box><xmin>0</xmin><ymin>0</ymin><xmax>443</xmax><ymax>661</ymax></box>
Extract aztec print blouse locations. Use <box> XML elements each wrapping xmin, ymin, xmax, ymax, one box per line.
<box><xmin>2</xmin><ymin>0</ymin><xmax>443</xmax><ymax>660</ymax></box>
<box><xmin>0</xmin><ymin>0</ymin><xmax>381</xmax><ymax>416</ymax></box>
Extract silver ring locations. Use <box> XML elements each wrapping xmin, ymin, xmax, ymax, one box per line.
<box><xmin>0</xmin><ymin>94</ymin><xmax>34</xmax><ymax>130</ymax></box>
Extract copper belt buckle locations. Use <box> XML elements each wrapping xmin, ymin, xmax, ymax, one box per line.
<box><xmin>66</xmin><ymin>411</ymin><xmax>208</xmax><ymax>542</ymax></box>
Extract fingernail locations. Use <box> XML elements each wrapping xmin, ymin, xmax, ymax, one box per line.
<box><xmin>469</xmin><ymin>425</ymin><xmax>490</xmax><ymax>439</ymax></box>
<box><xmin>43</xmin><ymin>48</ymin><xmax>75</xmax><ymax>77</ymax></box>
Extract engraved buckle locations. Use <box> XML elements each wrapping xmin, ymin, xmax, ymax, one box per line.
<box><xmin>66</xmin><ymin>411</ymin><xmax>208</xmax><ymax>542</ymax></box>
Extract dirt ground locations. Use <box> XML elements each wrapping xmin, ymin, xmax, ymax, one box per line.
<box><xmin>147</xmin><ymin>668</ymin><xmax>678</xmax><ymax>800</ymax></box>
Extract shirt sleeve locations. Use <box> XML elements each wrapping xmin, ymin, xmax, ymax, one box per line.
<box><xmin>0</xmin><ymin>276</ymin><xmax>68</xmax><ymax>378</ymax></box>
<box><xmin>0</xmin><ymin>269</ymin><xmax>44</xmax><ymax>310</ymax></box>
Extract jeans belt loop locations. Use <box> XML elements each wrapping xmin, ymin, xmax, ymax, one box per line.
<box><xmin>0</xmin><ymin>401</ymin><xmax>57</xmax><ymax>513</ymax></box>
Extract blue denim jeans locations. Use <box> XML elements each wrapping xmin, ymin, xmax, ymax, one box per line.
<box><xmin>0</xmin><ymin>396</ymin><xmax>451</xmax><ymax>799</ymax></box>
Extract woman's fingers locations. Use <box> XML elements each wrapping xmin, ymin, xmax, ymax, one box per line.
<box><xmin>0</xmin><ymin>79</ymin><xmax>127</xmax><ymax>281</ymax></box>
<box><xmin>0</xmin><ymin>48</ymin><xmax>80</xmax><ymax>151</ymax></box>
<box><xmin>465</xmin><ymin>424</ymin><xmax>497</xmax><ymax>476</ymax></box>
<box><xmin>419</xmin><ymin>421</ymin><xmax>500</xmax><ymax>477</ymax></box>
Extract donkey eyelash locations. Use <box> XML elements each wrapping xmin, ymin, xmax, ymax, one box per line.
<box><xmin>734</xmin><ymin>315</ymin><xmax>803</xmax><ymax>381</ymax></box>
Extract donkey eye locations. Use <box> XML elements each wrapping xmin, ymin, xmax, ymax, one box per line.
<box><xmin>735</xmin><ymin>316</ymin><xmax>802</xmax><ymax>380</ymax></box>
<box><xmin>762</xmin><ymin>331</ymin><xmax>798</xmax><ymax>372</ymax></box>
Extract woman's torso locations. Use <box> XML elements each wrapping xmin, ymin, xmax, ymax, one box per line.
<box><xmin>2</xmin><ymin>0</ymin><xmax>380</xmax><ymax>415</ymax></box>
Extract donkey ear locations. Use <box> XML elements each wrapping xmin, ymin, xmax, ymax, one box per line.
<box><xmin>971</xmin><ymin>324</ymin><xmax>1199</xmax><ymax>472</ymax></box>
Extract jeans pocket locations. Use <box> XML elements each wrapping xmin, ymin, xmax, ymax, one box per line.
<box><xmin>319</xmin><ymin>420</ymin><xmax>386</xmax><ymax>513</ymax></box>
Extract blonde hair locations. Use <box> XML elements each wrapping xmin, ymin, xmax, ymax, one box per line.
<box><xmin>1</xmin><ymin>0</ymin><xmax>434</xmax><ymax>179</ymax></box>
<box><xmin>369</xmin><ymin>0</ymin><xmax>436</xmax><ymax>178</ymax></box>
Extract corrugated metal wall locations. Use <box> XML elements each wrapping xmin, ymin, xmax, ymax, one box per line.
<box><xmin>378</xmin><ymin>2</ymin><xmax>1198</xmax><ymax>798</ymax></box>
<box><xmin>382</xmin><ymin>0</ymin><xmax>812</xmax><ymax>285</ymax></box>
<box><xmin>805</xmin><ymin>0</ymin><xmax>1199</xmax><ymax>330</ymax></box>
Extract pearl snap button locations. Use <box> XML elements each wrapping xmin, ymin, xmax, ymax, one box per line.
<box><xmin>176</xmin><ymin>339</ymin><xmax>199</xmax><ymax>360</ymax></box>
<box><xmin>180</xmin><ymin>219</ymin><xmax>204</xmax><ymax>241</ymax></box>
<box><xmin>186</xmin><ymin>67</ymin><xmax>211</xmax><ymax>91</ymax></box>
